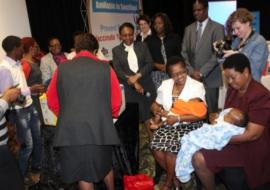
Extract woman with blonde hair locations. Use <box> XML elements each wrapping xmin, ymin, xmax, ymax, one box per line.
<box><xmin>222</xmin><ymin>8</ymin><xmax>268</xmax><ymax>82</ymax></box>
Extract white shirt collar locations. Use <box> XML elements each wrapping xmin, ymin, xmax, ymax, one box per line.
<box><xmin>197</xmin><ymin>18</ymin><xmax>209</xmax><ymax>33</ymax></box>
<box><xmin>3</xmin><ymin>56</ymin><xmax>20</xmax><ymax>66</ymax></box>
<box><xmin>140</xmin><ymin>29</ymin><xmax>152</xmax><ymax>41</ymax></box>
<box><xmin>124</xmin><ymin>43</ymin><xmax>134</xmax><ymax>52</ymax></box>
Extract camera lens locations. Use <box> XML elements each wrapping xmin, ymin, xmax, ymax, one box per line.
<box><xmin>215</xmin><ymin>38</ymin><xmax>232</xmax><ymax>58</ymax></box>
<box><xmin>16</xmin><ymin>95</ymin><xmax>26</xmax><ymax>105</ymax></box>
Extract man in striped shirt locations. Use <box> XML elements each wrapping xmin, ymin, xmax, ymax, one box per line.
<box><xmin>0</xmin><ymin>87</ymin><xmax>24</xmax><ymax>190</ymax></box>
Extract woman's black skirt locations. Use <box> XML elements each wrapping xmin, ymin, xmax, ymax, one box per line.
<box><xmin>58</xmin><ymin>144</ymin><xmax>113</xmax><ymax>183</ymax></box>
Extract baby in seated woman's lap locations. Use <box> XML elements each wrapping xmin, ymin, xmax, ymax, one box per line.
<box><xmin>149</xmin><ymin>98</ymin><xmax>207</xmax><ymax>129</ymax></box>
<box><xmin>175</xmin><ymin>108</ymin><xmax>247</xmax><ymax>183</ymax></box>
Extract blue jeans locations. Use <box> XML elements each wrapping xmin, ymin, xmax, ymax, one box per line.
<box><xmin>9</xmin><ymin>105</ymin><xmax>42</xmax><ymax>176</ymax></box>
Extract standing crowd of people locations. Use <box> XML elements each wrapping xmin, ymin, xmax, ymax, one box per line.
<box><xmin>0</xmin><ymin>0</ymin><xmax>270</xmax><ymax>190</ymax></box>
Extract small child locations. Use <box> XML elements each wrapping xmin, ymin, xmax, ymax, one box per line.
<box><xmin>211</xmin><ymin>107</ymin><xmax>246</xmax><ymax>126</ymax></box>
<box><xmin>150</xmin><ymin>98</ymin><xmax>207</xmax><ymax>129</ymax></box>
<box><xmin>175</xmin><ymin>108</ymin><xmax>247</xmax><ymax>183</ymax></box>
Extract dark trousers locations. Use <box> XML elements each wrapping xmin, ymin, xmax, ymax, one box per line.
<box><xmin>218</xmin><ymin>168</ymin><xmax>270</xmax><ymax>190</ymax></box>
<box><xmin>41</xmin><ymin>127</ymin><xmax>61</xmax><ymax>184</ymax></box>
<box><xmin>0</xmin><ymin>145</ymin><xmax>24</xmax><ymax>190</ymax></box>
<box><xmin>217</xmin><ymin>168</ymin><xmax>249</xmax><ymax>190</ymax></box>
<box><xmin>205</xmin><ymin>87</ymin><xmax>219</xmax><ymax>114</ymax></box>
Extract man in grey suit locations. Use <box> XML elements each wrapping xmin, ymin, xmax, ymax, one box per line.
<box><xmin>181</xmin><ymin>0</ymin><xmax>224</xmax><ymax>114</ymax></box>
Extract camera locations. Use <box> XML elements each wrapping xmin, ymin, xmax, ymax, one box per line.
<box><xmin>215</xmin><ymin>36</ymin><xmax>232</xmax><ymax>58</ymax></box>
<box><xmin>16</xmin><ymin>95</ymin><xmax>26</xmax><ymax>105</ymax></box>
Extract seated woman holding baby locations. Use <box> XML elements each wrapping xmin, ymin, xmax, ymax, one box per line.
<box><xmin>175</xmin><ymin>107</ymin><xmax>247</xmax><ymax>185</ymax></box>
<box><xmin>193</xmin><ymin>54</ymin><xmax>270</xmax><ymax>190</ymax></box>
<box><xmin>150</xmin><ymin>56</ymin><xmax>207</xmax><ymax>190</ymax></box>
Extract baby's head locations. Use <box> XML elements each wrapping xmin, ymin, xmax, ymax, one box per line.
<box><xmin>224</xmin><ymin>108</ymin><xmax>248</xmax><ymax>127</ymax></box>
<box><xmin>189</xmin><ymin>98</ymin><xmax>203</xmax><ymax>102</ymax></box>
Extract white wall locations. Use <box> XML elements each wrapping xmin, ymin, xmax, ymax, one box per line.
<box><xmin>208</xmin><ymin>1</ymin><xmax>236</xmax><ymax>26</ymax></box>
<box><xmin>0</xmin><ymin>0</ymin><xmax>31</xmax><ymax>58</ymax></box>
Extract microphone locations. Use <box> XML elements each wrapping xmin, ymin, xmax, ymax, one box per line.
<box><xmin>130</xmin><ymin>84</ymin><xmax>151</xmax><ymax>98</ymax></box>
<box><xmin>143</xmin><ymin>91</ymin><xmax>151</xmax><ymax>98</ymax></box>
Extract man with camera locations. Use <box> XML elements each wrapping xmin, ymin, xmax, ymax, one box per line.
<box><xmin>0</xmin><ymin>87</ymin><xmax>24</xmax><ymax>190</ymax></box>
<box><xmin>0</xmin><ymin>36</ymin><xmax>45</xmax><ymax>183</ymax></box>
<box><xmin>181</xmin><ymin>0</ymin><xmax>224</xmax><ymax>114</ymax></box>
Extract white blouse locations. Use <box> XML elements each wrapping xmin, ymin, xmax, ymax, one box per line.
<box><xmin>156</xmin><ymin>76</ymin><xmax>206</xmax><ymax>111</ymax></box>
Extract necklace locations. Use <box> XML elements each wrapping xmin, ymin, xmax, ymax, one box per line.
<box><xmin>172</xmin><ymin>84</ymin><xmax>183</xmax><ymax>96</ymax></box>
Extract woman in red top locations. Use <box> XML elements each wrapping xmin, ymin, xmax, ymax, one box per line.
<box><xmin>193</xmin><ymin>53</ymin><xmax>270</xmax><ymax>190</ymax></box>
<box><xmin>47</xmin><ymin>33</ymin><xmax>122</xmax><ymax>190</ymax></box>
<box><xmin>20</xmin><ymin>37</ymin><xmax>45</xmax><ymax>184</ymax></box>
<box><xmin>21</xmin><ymin>37</ymin><xmax>45</xmax><ymax>92</ymax></box>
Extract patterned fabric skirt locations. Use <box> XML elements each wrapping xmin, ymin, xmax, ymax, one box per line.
<box><xmin>150</xmin><ymin>121</ymin><xmax>204</xmax><ymax>153</ymax></box>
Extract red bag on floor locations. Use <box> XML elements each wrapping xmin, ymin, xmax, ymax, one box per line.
<box><xmin>123</xmin><ymin>174</ymin><xmax>154</xmax><ymax>190</ymax></box>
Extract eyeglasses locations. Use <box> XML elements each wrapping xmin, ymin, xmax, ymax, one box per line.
<box><xmin>171</xmin><ymin>70</ymin><xmax>187</xmax><ymax>79</ymax></box>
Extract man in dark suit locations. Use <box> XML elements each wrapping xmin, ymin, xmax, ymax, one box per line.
<box><xmin>181</xmin><ymin>0</ymin><xmax>224</xmax><ymax>114</ymax></box>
